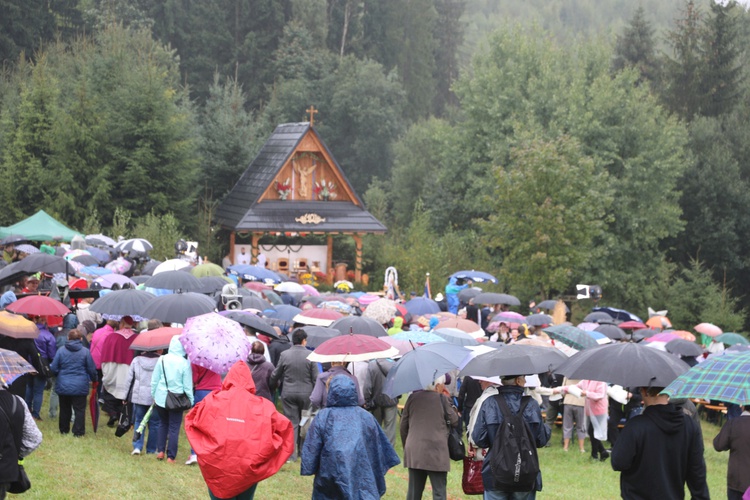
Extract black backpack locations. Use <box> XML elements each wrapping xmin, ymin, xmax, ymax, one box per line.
<box><xmin>488</xmin><ymin>395</ymin><xmax>540</xmax><ymax>492</ymax></box>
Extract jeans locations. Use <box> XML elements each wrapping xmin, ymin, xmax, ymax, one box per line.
<box><xmin>25</xmin><ymin>375</ymin><xmax>46</xmax><ymax>419</ymax></box>
<box><xmin>484</xmin><ymin>490</ymin><xmax>536</xmax><ymax>500</ymax></box>
<box><xmin>132</xmin><ymin>404</ymin><xmax>161</xmax><ymax>453</ymax></box>
<box><xmin>190</xmin><ymin>390</ymin><xmax>212</xmax><ymax>455</ymax></box>
<box><xmin>58</xmin><ymin>394</ymin><xmax>87</xmax><ymax>436</ymax></box>
<box><xmin>155</xmin><ymin>405</ymin><xmax>183</xmax><ymax>460</ymax></box>
<box><xmin>48</xmin><ymin>377</ymin><xmax>58</xmax><ymax>418</ymax></box>
<box><xmin>208</xmin><ymin>483</ymin><xmax>257</xmax><ymax>500</ymax></box>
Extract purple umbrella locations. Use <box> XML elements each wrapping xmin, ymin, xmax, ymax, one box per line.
<box><xmin>179</xmin><ymin>312</ymin><xmax>251</xmax><ymax>374</ymax></box>
<box><xmin>95</xmin><ymin>274</ymin><xmax>136</xmax><ymax>289</ymax></box>
<box><xmin>492</xmin><ymin>311</ymin><xmax>526</xmax><ymax>323</ymax></box>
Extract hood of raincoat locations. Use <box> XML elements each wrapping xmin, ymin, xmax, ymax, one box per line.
<box><xmin>63</xmin><ymin>313</ymin><xmax>78</xmax><ymax>330</ymax></box>
<box><xmin>326</xmin><ymin>376</ymin><xmax>358</xmax><ymax>408</ymax></box>
<box><xmin>168</xmin><ymin>335</ymin><xmax>186</xmax><ymax>357</ymax></box>
<box><xmin>392</xmin><ymin>317</ymin><xmax>403</xmax><ymax>330</ymax></box>
<box><xmin>429</xmin><ymin>316</ymin><xmax>440</xmax><ymax>330</ymax></box>
<box><xmin>0</xmin><ymin>291</ymin><xmax>16</xmax><ymax>309</ymax></box>
<box><xmin>185</xmin><ymin>360</ymin><xmax>293</xmax><ymax>499</ymax></box>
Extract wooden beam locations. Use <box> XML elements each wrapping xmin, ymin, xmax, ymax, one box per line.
<box><xmin>229</xmin><ymin>231</ymin><xmax>236</xmax><ymax>264</ymax></box>
<box><xmin>352</xmin><ymin>234</ymin><xmax>363</xmax><ymax>283</ymax></box>
<box><xmin>326</xmin><ymin>235</ymin><xmax>334</xmax><ymax>276</ymax></box>
<box><xmin>251</xmin><ymin>233</ymin><xmax>261</xmax><ymax>265</ymax></box>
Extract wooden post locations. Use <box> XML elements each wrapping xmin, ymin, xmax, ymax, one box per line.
<box><xmin>326</xmin><ymin>235</ymin><xmax>333</xmax><ymax>277</ymax></box>
<box><xmin>229</xmin><ymin>231</ymin><xmax>236</xmax><ymax>265</ymax></box>
<box><xmin>352</xmin><ymin>234</ymin><xmax>362</xmax><ymax>283</ymax></box>
<box><xmin>251</xmin><ymin>233</ymin><xmax>260</xmax><ymax>264</ymax></box>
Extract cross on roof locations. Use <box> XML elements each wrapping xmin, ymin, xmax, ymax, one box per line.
<box><xmin>306</xmin><ymin>105</ymin><xmax>318</xmax><ymax>127</ymax></box>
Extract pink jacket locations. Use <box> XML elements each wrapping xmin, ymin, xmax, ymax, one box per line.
<box><xmin>89</xmin><ymin>324</ymin><xmax>114</xmax><ymax>369</ymax></box>
<box><xmin>577</xmin><ymin>380</ymin><xmax>608</xmax><ymax>417</ymax></box>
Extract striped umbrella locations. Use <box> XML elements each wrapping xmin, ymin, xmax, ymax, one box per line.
<box><xmin>664</xmin><ymin>351</ymin><xmax>750</xmax><ymax>405</ymax></box>
<box><xmin>0</xmin><ymin>348</ymin><xmax>37</xmax><ymax>386</ymax></box>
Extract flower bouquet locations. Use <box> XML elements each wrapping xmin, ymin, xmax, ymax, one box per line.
<box><xmin>276</xmin><ymin>178</ymin><xmax>292</xmax><ymax>200</ymax></box>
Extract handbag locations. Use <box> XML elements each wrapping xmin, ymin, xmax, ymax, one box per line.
<box><xmin>161</xmin><ymin>359</ymin><xmax>192</xmax><ymax>412</ymax></box>
<box><xmin>115</xmin><ymin>377</ymin><xmax>135</xmax><ymax>438</ymax></box>
<box><xmin>0</xmin><ymin>396</ymin><xmax>32</xmax><ymax>494</ymax></box>
<box><xmin>35</xmin><ymin>350</ymin><xmax>52</xmax><ymax>378</ymax></box>
<box><xmin>441</xmin><ymin>395</ymin><xmax>465</xmax><ymax>461</ymax></box>
<box><xmin>299</xmin><ymin>407</ymin><xmax>317</xmax><ymax>440</ymax></box>
<box><xmin>462</xmin><ymin>455</ymin><xmax>484</xmax><ymax>495</ymax></box>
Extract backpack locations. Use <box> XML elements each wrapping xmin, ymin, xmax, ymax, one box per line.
<box><xmin>488</xmin><ymin>395</ymin><xmax>540</xmax><ymax>492</ymax></box>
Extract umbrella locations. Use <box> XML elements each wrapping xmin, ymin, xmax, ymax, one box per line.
<box><xmin>129</xmin><ymin>327</ymin><xmax>183</xmax><ymax>351</ymax></box>
<box><xmin>583</xmin><ymin>311</ymin><xmax>613</xmax><ymax>323</ymax></box>
<box><xmin>516</xmin><ymin>337</ymin><xmax>555</xmax><ymax>348</ymax></box>
<box><xmin>378</xmin><ymin>336</ymin><xmax>416</xmax><ymax>357</ymax></box>
<box><xmin>662</xmin><ymin>330</ymin><xmax>697</xmax><ymax>342</ymax></box>
<box><xmin>144</xmin><ymin>271</ymin><xmax>202</xmax><ymax>292</ymax></box>
<box><xmin>15</xmin><ymin>244</ymin><xmax>39</xmax><ymax>255</ymax></box>
<box><xmin>458</xmin><ymin>288</ymin><xmax>482</xmax><ymax>303</ymax></box>
<box><xmin>526</xmin><ymin>313</ymin><xmax>552</xmax><ymax>327</ymax></box>
<box><xmin>71</xmin><ymin>254</ymin><xmax>99</xmax><ymax>267</ymax></box>
<box><xmin>140</xmin><ymin>292</ymin><xmax>216</xmax><ymax>324</ymax></box>
<box><xmin>631</xmin><ymin>328</ymin><xmax>657</xmax><ymax>342</ymax></box>
<box><xmin>474</xmin><ymin>292</ymin><xmax>520</xmax><ymax>306</ymax></box>
<box><xmin>646</xmin><ymin>315</ymin><xmax>672</xmax><ymax>329</ymax></box>
<box><xmin>664</xmin><ymin>351</ymin><xmax>750</xmax><ymax>405</ymax></box>
<box><xmin>715</xmin><ymin>332</ymin><xmax>749</xmax><ymax>346</ymax></box>
<box><xmin>0</xmin><ymin>311</ymin><xmax>39</xmax><ymax>339</ymax></box>
<box><xmin>362</xmin><ymin>298</ymin><xmax>398</xmax><ymax>325</ymax></box>
<box><xmin>492</xmin><ymin>311</ymin><xmax>526</xmax><ymax>323</ymax></box>
<box><xmin>275</xmin><ymin>281</ymin><xmax>306</xmax><ymax>294</ymax></box>
<box><xmin>436</xmin><ymin>318</ymin><xmax>485</xmax><ymax>338</ymax></box>
<box><xmin>695</xmin><ymin>323</ymin><xmax>722</xmax><ymax>338</ymax></box>
<box><xmin>0</xmin><ymin>347</ymin><xmax>37</xmax><ymax>385</ymax></box>
<box><xmin>535</xmin><ymin>300</ymin><xmax>569</xmax><ymax>312</ymax></box>
<box><xmin>95</xmin><ymin>274</ymin><xmax>137</xmax><ymax>289</ymax></box>
<box><xmin>664</xmin><ymin>339</ymin><xmax>703</xmax><ymax>358</ymax></box>
<box><xmin>0</xmin><ymin>253</ymin><xmax>76</xmax><ymax>286</ymax></box>
<box><xmin>543</xmin><ymin>324</ymin><xmax>598</xmax><ymax>351</ymax></box>
<box><xmin>594</xmin><ymin>323</ymin><xmax>627</xmax><ymax>341</ymax></box>
<box><xmin>228</xmin><ymin>265</ymin><xmax>281</xmax><ymax>284</ymax></box>
<box><xmin>646</xmin><ymin>332</ymin><xmax>681</xmax><ymax>343</ymax></box>
<box><xmin>198</xmin><ymin>276</ymin><xmax>232</xmax><ymax>294</ymax></box>
<box><xmin>460</xmin><ymin>344</ymin><xmax>568</xmax><ymax>378</ymax></box>
<box><xmin>6</xmin><ymin>295</ymin><xmax>70</xmax><ymax>317</ymax></box>
<box><xmin>244</xmin><ymin>281</ymin><xmax>272</xmax><ymax>292</ymax></box>
<box><xmin>587</xmin><ymin>331</ymin><xmax>612</xmax><ymax>345</ymax></box>
<box><xmin>89</xmin><ymin>288</ymin><xmax>154</xmax><ymax>317</ymax></box>
<box><xmin>115</xmin><ymin>238</ymin><xmax>153</xmax><ymax>254</ymax></box>
<box><xmin>89</xmin><ymin>381</ymin><xmax>100</xmax><ymax>432</ymax></box>
<box><xmin>292</xmin><ymin>308</ymin><xmax>343</xmax><ymax>327</ymax></box>
<box><xmin>241</xmin><ymin>295</ymin><xmax>272</xmax><ymax>311</ymax></box>
<box><xmin>141</xmin><ymin>260</ymin><xmax>162</xmax><ymax>275</ymax></box>
<box><xmin>0</xmin><ymin>235</ymin><xmax>28</xmax><ymax>245</ymax></box>
<box><xmin>85</xmin><ymin>246</ymin><xmax>112</xmax><ymax>263</ymax></box>
<box><xmin>432</xmin><ymin>328</ymin><xmax>479</xmax><ymax>346</ymax></box>
<box><xmin>592</xmin><ymin>306</ymin><xmax>643</xmax><ymax>323</ymax></box>
<box><xmin>152</xmin><ymin>259</ymin><xmax>191</xmax><ymax>275</ymax></box>
<box><xmin>86</xmin><ymin>234</ymin><xmax>117</xmax><ymax>247</ymax></box>
<box><xmin>618</xmin><ymin>320</ymin><xmax>647</xmax><ymax>330</ymax></box>
<box><xmin>222</xmin><ymin>311</ymin><xmax>277</xmax><ymax>338</ymax></box>
<box><xmin>318</xmin><ymin>300</ymin><xmax>353</xmax><ymax>315</ymax></box>
<box><xmin>79</xmin><ymin>266</ymin><xmax>112</xmax><ymax>278</ymax></box>
<box><xmin>190</xmin><ymin>263</ymin><xmax>226</xmax><ymax>278</ymax></box>
<box><xmin>576</xmin><ymin>322</ymin><xmax>599</xmax><ymax>332</ymax></box>
<box><xmin>307</xmin><ymin>334</ymin><xmax>398</xmax><ymax>363</ymax></box>
<box><xmin>404</xmin><ymin>297</ymin><xmax>441</xmax><ymax>316</ymax></box>
<box><xmin>393</xmin><ymin>330</ymin><xmax>446</xmax><ymax>344</ymax></box>
<box><xmin>295</xmin><ymin>326</ymin><xmax>343</xmax><ymax>349</ymax></box>
<box><xmin>330</xmin><ymin>316</ymin><xmax>387</xmax><ymax>338</ymax></box>
<box><xmin>264</xmin><ymin>304</ymin><xmax>302</xmax><ymax>326</ymax></box>
<box><xmin>555</xmin><ymin>342</ymin><xmax>689</xmax><ymax>387</ymax></box>
<box><xmin>301</xmin><ymin>284</ymin><xmax>320</xmax><ymax>297</ymax></box>
<box><xmin>180</xmin><ymin>312</ymin><xmax>251</xmax><ymax>374</ymax></box>
<box><xmin>449</xmin><ymin>270</ymin><xmax>498</xmax><ymax>284</ymax></box>
<box><xmin>384</xmin><ymin>343</ymin><xmax>471</xmax><ymax>397</ymax></box>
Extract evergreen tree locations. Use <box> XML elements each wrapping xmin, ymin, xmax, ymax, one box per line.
<box><xmin>432</xmin><ymin>0</ymin><xmax>465</xmax><ymax>116</ymax></box>
<box><xmin>701</xmin><ymin>0</ymin><xmax>743</xmax><ymax>118</ymax></box>
<box><xmin>612</xmin><ymin>5</ymin><xmax>659</xmax><ymax>85</ymax></box>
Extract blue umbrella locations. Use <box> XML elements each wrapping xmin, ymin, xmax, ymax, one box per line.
<box><xmin>78</xmin><ymin>265</ymin><xmax>112</xmax><ymax>277</ymax></box>
<box><xmin>263</xmin><ymin>304</ymin><xmax>302</xmax><ymax>333</ymax></box>
<box><xmin>85</xmin><ymin>246</ymin><xmax>111</xmax><ymax>264</ymax></box>
<box><xmin>384</xmin><ymin>343</ymin><xmax>471</xmax><ymax>397</ymax></box>
<box><xmin>393</xmin><ymin>330</ymin><xmax>446</xmax><ymax>344</ymax></box>
<box><xmin>404</xmin><ymin>297</ymin><xmax>441</xmax><ymax>316</ymax></box>
<box><xmin>592</xmin><ymin>306</ymin><xmax>643</xmax><ymax>323</ymax></box>
<box><xmin>449</xmin><ymin>270</ymin><xmax>498</xmax><ymax>284</ymax></box>
<box><xmin>227</xmin><ymin>265</ymin><xmax>281</xmax><ymax>284</ymax></box>
<box><xmin>432</xmin><ymin>328</ymin><xmax>479</xmax><ymax>347</ymax></box>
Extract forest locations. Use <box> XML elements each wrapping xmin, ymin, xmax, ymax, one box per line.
<box><xmin>1</xmin><ymin>0</ymin><xmax>749</xmax><ymax>330</ymax></box>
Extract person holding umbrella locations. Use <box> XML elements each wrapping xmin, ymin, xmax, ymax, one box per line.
<box><xmin>123</xmin><ymin>348</ymin><xmax>162</xmax><ymax>456</ymax></box>
<box><xmin>25</xmin><ymin>316</ymin><xmax>56</xmax><ymax>421</ymax></box>
<box><xmin>713</xmin><ymin>404</ymin><xmax>750</xmax><ymax>500</ymax></box>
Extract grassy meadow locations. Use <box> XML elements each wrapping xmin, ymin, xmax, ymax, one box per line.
<box><xmin>22</xmin><ymin>397</ymin><xmax>729</xmax><ymax>500</ymax></box>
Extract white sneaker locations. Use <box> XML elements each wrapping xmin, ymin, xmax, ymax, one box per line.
<box><xmin>185</xmin><ymin>454</ymin><xmax>198</xmax><ymax>465</ymax></box>
<box><xmin>131</xmin><ymin>449</ymin><xmax>141</xmax><ymax>456</ymax></box>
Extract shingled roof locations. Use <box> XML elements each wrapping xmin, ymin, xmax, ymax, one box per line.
<box><xmin>215</xmin><ymin>122</ymin><xmax>386</xmax><ymax>234</ymax></box>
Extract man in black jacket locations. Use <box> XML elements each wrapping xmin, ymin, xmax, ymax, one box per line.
<box><xmin>611</xmin><ymin>386</ymin><xmax>710</xmax><ymax>499</ymax></box>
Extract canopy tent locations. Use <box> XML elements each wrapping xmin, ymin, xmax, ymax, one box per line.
<box><xmin>0</xmin><ymin>210</ymin><xmax>82</xmax><ymax>242</ymax></box>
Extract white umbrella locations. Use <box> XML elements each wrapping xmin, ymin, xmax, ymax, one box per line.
<box><xmin>275</xmin><ymin>281</ymin><xmax>306</xmax><ymax>294</ymax></box>
<box><xmin>152</xmin><ymin>259</ymin><xmax>191</xmax><ymax>274</ymax></box>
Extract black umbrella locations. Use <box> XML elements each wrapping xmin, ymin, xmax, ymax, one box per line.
<box><xmin>594</xmin><ymin>323</ymin><xmax>627</xmax><ymax>341</ymax></box>
<box><xmin>631</xmin><ymin>328</ymin><xmax>656</xmax><ymax>342</ymax></box>
<box><xmin>294</xmin><ymin>326</ymin><xmax>342</xmax><ymax>348</ymax></box>
<box><xmin>71</xmin><ymin>254</ymin><xmax>99</xmax><ymax>267</ymax></box>
<box><xmin>141</xmin><ymin>260</ymin><xmax>162</xmax><ymax>276</ymax></box>
<box><xmin>144</xmin><ymin>271</ymin><xmax>202</xmax><ymax>292</ymax></box>
<box><xmin>473</xmin><ymin>292</ymin><xmax>521</xmax><ymax>306</ymax></box>
<box><xmin>554</xmin><ymin>342</ymin><xmax>690</xmax><ymax>387</ymax></box>
<box><xmin>0</xmin><ymin>235</ymin><xmax>28</xmax><ymax>245</ymax></box>
<box><xmin>459</xmin><ymin>344</ymin><xmax>568</xmax><ymax>378</ymax></box>
<box><xmin>197</xmin><ymin>276</ymin><xmax>231</xmax><ymax>294</ymax></box>
<box><xmin>241</xmin><ymin>295</ymin><xmax>272</xmax><ymax>312</ymax></box>
<box><xmin>139</xmin><ymin>292</ymin><xmax>216</xmax><ymax>324</ymax></box>
<box><xmin>583</xmin><ymin>311</ymin><xmax>613</xmax><ymax>323</ymax></box>
<box><xmin>329</xmin><ymin>316</ymin><xmax>388</xmax><ymax>338</ymax></box>
<box><xmin>526</xmin><ymin>313</ymin><xmax>553</xmax><ymax>327</ymax></box>
<box><xmin>0</xmin><ymin>253</ymin><xmax>77</xmax><ymax>286</ymax></box>
<box><xmin>131</xmin><ymin>275</ymin><xmax>151</xmax><ymax>285</ymax></box>
<box><xmin>223</xmin><ymin>311</ymin><xmax>278</xmax><ymax>338</ymax></box>
<box><xmin>535</xmin><ymin>300</ymin><xmax>569</xmax><ymax>312</ymax></box>
<box><xmin>458</xmin><ymin>288</ymin><xmax>482</xmax><ymax>303</ymax></box>
<box><xmin>89</xmin><ymin>289</ymin><xmax>155</xmax><ymax>317</ymax></box>
<box><xmin>301</xmin><ymin>295</ymin><xmax>324</xmax><ymax>306</ymax></box>
<box><xmin>665</xmin><ymin>339</ymin><xmax>703</xmax><ymax>358</ymax></box>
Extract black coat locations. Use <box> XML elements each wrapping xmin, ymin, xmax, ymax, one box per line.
<box><xmin>0</xmin><ymin>390</ymin><xmax>25</xmax><ymax>483</ymax></box>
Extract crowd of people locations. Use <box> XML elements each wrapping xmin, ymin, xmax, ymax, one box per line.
<box><xmin>0</xmin><ymin>239</ymin><xmax>748</xmax><ymax>499</ymax></box>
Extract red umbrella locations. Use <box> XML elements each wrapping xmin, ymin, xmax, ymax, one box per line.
<box><xmin>292</xmin><ymin>308</ymin><xmax>344</xmax><ymax>327</ymax></box>
<box><xmin>129</xmin><ymin>327</ymin><xmax>183</xmax><ymax>351</ymax></box>
<box><xmin>89</xmin><ymin>382</ymin><xmax>99</xmax><ymax>433</ymax></box>
<box><xmin>6</xmin><ymin>295</ymin><xmax>70</xmax><ymax>316</ymax></box>
<box><xmin>307</xmin><ymin>334</ymin><xmax>398</xmax><ymax>363</ymax></box>
<box><xmin>618</xmin><ymin>320</ymin><xmax>647</xmax><ymax>330</ymax></box>
<box><xmin>243</xmin><ymin>281</ymin><xmax>272</xmax><ymax>292</ymax></box>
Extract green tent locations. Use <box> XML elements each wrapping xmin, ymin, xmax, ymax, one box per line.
<box><xmin>0</xmin><ymin>210</ymin><xmax>82</xmax><ymax>242</ymax></box>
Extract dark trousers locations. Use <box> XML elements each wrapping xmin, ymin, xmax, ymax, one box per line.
<box><xmin>588</xmin><ymin>421</ymin><xmax>607</xmax><ymax>459</ymax></box>
<box><xmin>155</xmin><ymin>405</ymin><xmax>183</xmax><ymax>460</ymax></box>
<box><xmin>281</xmin><ymin>392</ymin><xmax>310</xmax><ymax>461</ymax></box>
<box><xmin>728</xmin><ymin>488</ymin><xmax>744</xmax><ymax>500</ymax></box>
<box><xmin>59</xmin><ymin>394</ymin><xmax>87</xmax><ymax>436</ymax></box>
<box><xmin>406</xmin><ymin>468</ymin><xmax>447</xmax><ymax>500</ymax></box>
<box><xmin>608</xmin><ymin>401</ymin><xmax>626</xmax><ymax>447</ymax></box>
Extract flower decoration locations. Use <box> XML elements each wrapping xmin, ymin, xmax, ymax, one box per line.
<box><xmin>313</xmin><ymin>179</ymin><xmax>337</xmax><ymax>201</ymax></box>
<box><xmin>276</xmin><ymin>178</ymin><xmax>292</xmax><ymax>200</ymax></box>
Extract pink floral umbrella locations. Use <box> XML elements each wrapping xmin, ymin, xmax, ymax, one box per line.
<box><xmin>179</xmin><ymin>312</ymin><xmax>251</xmax><ymax>374</ymax></box>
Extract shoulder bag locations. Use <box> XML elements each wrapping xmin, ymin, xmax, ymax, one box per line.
<box><xmin>0</xmin><ymin>396</ymin><xmax>32</xmax><ymax>494</ymax></box>
<box><xmin>161</xmin><ymin>359</ymin><xmax>192</xmax><ymax>412</ymax></box>
<box><xmin>441</xmin><ymin>394</ymin><xmax>465</xmax><ymax>461</ymax></box>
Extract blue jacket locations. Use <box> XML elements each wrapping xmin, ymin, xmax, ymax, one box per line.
<box><xmin>471</xmin><ymin>385</ymin><xmax>550</xmax><ymax>492</ymax></box>
<box><xmin>50</xmin><ymin>340</ymin><xmax>97</xmax><ymax>396</ymax></box>
<box><xmin>301</xmin><ymin>376</ymin><xmax>400</xmax><ymax>499</ymax></box>
<box><xmin>445</xmin><ymin>278</ymin><xmax>467</xmax><ymax>315</ymax></box>
<box><xmin>34</xmin><ymin>325</ymin><xmax>57</xmax><ymax>362</ymax></box>
<box><xmin>151</xmin><ymin>336</ymin><xmax>194</xmax><ymax>408</ymax></box>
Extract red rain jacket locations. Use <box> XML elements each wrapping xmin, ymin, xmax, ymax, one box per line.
<box><xmin>185</xmin><ymin>360</ymin><xmax>293</xmax><ymax>498</ymax></box>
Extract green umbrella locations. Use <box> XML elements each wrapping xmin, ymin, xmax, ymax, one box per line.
<box><xmin>664</xmin><ymin>351</ymin><xmax>750</xmax><ymax>405</ymax></box>
<box><xmin>542</xmin><ymin>324</ymin><xmax>598</xmax><ymax>351</ymax></box>
<box><xmin>190</xmin><ymin>263</ymin><xmax>226</xmax><ymax>278</ymax></box>
<box><xmin>715</xmin><ymin>332</ymin><xmax>749</xmax><ymax>346</ymax></box>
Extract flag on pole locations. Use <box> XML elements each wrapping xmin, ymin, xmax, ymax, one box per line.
<box><xmin>423</xmin><ymin>273</ymin><xmax>431</xmax><ymax>299</ymax></box>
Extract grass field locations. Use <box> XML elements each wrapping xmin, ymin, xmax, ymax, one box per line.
<box><xmin>22</xmin><ymin>397</ymin><xmax>729</xmax><ymax>499</ymax></box>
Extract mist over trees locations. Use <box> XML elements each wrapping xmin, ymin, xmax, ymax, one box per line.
<box><xmin>1</xmin><ymin>0</ymin><xmax>749</xmax><ymax>329</ymax></box>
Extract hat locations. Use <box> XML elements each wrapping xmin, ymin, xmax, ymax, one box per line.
<box><xmin>26</xmin><ymin>275</ymin><xmax>40</xmax><ymax>282</ymax></box>
<box><xmin>434</xmin><ymin>293</ymin><xmax>444</xmax><ymax>302</ymax></box>
<box><xmin>80</xmin><ymin>320</ymin><xmax>96</xmax><ymax>335</ymax></box>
